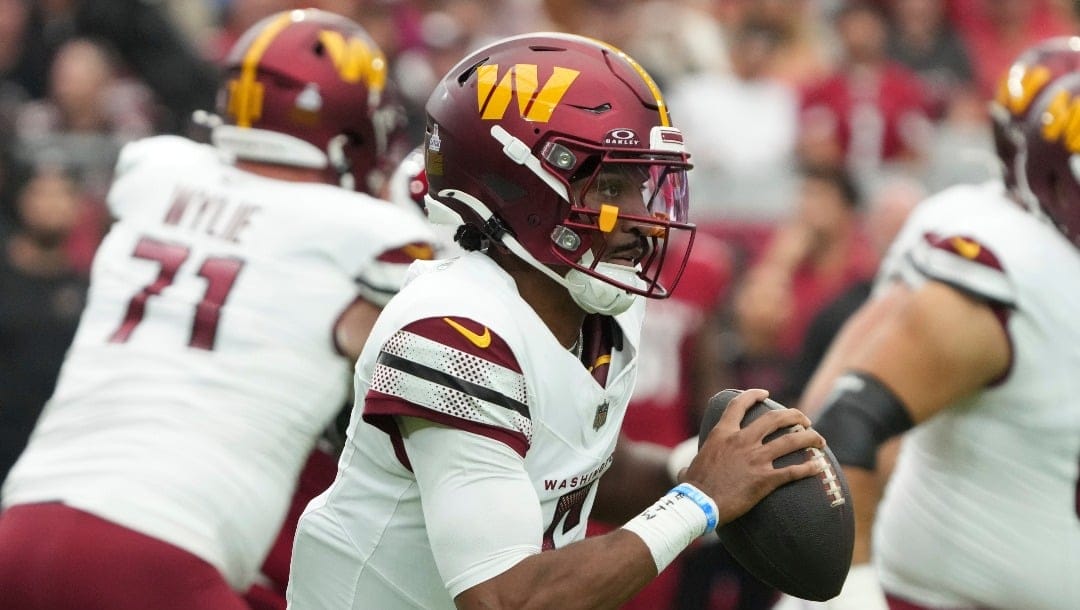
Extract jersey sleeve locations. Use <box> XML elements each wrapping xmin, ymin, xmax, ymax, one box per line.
<box><xmin>400</xmin><ymin>416</ymin><xmax>542</xmax><ymax>598</ymax></box>
<box><xmin>892</xmin><ymin>231</ymin><xmax>1017</xmax><ymax>307</ymax></box>
<box><xmin>354</xmin><ymin>242</ymin><xmax>437</xmax><ymax>307</ymax></box>
<box><xmin>362</xmin><ymin>316</ymin><xmax>533</xmax><ymax>456</ymax></box>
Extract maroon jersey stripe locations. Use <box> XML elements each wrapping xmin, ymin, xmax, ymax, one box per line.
<box><xmin>364</xmin><ymin>392</ymin><xmax>529</xmax><ymax>457</ymax></box>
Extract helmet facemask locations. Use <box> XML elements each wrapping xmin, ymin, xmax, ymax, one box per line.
<box><xmin>543</xmin><ymin>138</ymin><xmax>694</xmax><ymax>303</ymax></box>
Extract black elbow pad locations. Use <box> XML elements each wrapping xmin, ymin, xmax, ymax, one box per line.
<box><xmin>811</xmin><ymin>372</ymin><xmax>914</xmax><ymax>470</ymax></box>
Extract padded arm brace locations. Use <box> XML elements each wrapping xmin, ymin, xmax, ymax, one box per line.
<box><xmin>811</xmin><ymin>372</ymin><xmax>914</xmax><ymax>470</ymax></box>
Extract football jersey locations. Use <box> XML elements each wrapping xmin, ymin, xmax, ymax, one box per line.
<box><xmin>872</xmin><ymin>181</ymin><xmax>1080</xmax><ymax>609</ymax></box>
<box><xmin>1</xmin><ymin>135</ymin><xmax>437</xmax><ymax>590</ymax></box>
<box><xmin>288</xmin><ymin>252</ymin><xmax>643</xmax><ymax>609</ymax></box>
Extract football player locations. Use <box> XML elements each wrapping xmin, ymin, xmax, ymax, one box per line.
<box><xmin>799</xmin><ymin>37</ymin><xmax>1080</xmax><ymax>610</ymax></box>
<box><xmin>385</xmin><ymin>144</ymin><xmax>463</xmax><ymax>258</ymax></box>
<box><xmin>0</xmin><ymin>10</ymin><xmax>437</xmax><ymax>609</ymax></box>
<box><xmin>285</xmin><ymin>32</ymin><xmax>826</xmax><ymax>609</ymax></box>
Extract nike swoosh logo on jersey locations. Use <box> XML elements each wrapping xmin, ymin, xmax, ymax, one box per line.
<box><xmin>443</xmin><ymin>317</ymin><xmax>491</xmax><ymax>348</ymax></box>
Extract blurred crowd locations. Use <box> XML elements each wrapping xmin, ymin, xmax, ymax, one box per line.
<box><xmin>0</xmin><ymin>0</ymin><xmax>1077</xmax><ymax>608</ymax></box>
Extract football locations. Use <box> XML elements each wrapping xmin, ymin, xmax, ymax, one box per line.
<box><xmin>698</xmin><ymin>389</ymin><xmax>854</xmax><ymax>601</ymax></box>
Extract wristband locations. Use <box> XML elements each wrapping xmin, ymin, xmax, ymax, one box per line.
<box><xmin>621</xmin><ymin>483</ymin><xmax>719</xmax><ymax>573</ymax></box>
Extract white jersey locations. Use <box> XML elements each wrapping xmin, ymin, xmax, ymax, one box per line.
<box><xmin>873</xmin><ymin>181</ymin><xmax>1080</xmax><ymax>609</ymax></box>
<box><xmin>288</xmin><ymin>252</ymin><xmax>644</xmax><ymax>609</ymax></box>
<box><xmin>1</xmin><ymin>135</ymin><xmax>437</xmax><ymax>590</ymax></box>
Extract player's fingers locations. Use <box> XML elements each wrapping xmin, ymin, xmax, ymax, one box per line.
<box><xmin>717</xmin><ymin>388</ymin><xmax>769</xmax><ymax>429</ymax></box>
<box><xmin>761</xmin><ymin>428</ymin><xmax>826</xmax><ymax>461</ymax></box>
<box><xmin>773</xmin><ymin>455</ymin><xmax>827</xmax><ymax>485</ymax></box>
<box><xmin>745</xmin><ymin>406</ymin><xmax>811</xmax><ymax>442</ymax></box>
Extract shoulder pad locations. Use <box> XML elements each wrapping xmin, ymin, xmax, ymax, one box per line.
<box><xmin>908</xmin><ymin>232</ymin><xmax>1016</xmax><ymax>307</ymax></box>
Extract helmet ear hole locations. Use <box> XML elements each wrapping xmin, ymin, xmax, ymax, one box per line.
<box><xmin>455</xmin><ymin>224</ymin><xmax>489</xmax><ymax>251</ymax></box>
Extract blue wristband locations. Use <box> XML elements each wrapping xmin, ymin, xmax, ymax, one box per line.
<box><xmin>671</xmin><ymin>482</ymin><xmax>719</xmax><ymax>532</ymax></box>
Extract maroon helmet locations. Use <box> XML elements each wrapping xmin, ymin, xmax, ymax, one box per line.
<box><xmin>1019</xmin><ymin>71</ymin><xmax>1080</xmax><ymax>248</ymax></box>
<box><xmin>423</xmin><ymin>32</ymin><xmax>695</xmax><ymax>311</ymax></box>
<box><xmin>991</xmin><ymin>36</ymin><xmax>1080</xmax><ymax>195</ymax></box>
<box><xmin>214</xmin><ymin>9</ymin><xmax>402</xmax><ymax>193</ymax></box>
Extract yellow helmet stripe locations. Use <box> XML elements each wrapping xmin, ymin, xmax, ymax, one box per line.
<box><xmin>231</xmin><ymin>11</ymin><xmax>296</xmax><ymax>127</ymax></box>
<box><xmin>590</xmin><ymin>37</ymin><xmax>671</xmax><ymax>127</ymax></box>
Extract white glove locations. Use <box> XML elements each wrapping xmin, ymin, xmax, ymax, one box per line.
<box><xmin>824</xmin><ymin>563</ymin><xmax>888</xmax><ymax>610</ymax></box>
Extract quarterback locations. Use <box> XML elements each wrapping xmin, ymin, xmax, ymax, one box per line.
<box><xmin>286</xmin><ymin>32</ymin><xmax>826</xmax><ymax>610</ymax></box>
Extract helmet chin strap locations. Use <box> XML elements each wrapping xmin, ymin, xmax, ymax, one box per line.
<box><xmin>433</xmin><ymin>188</ymin><xmax>640</xmax><ymax>315</ymax></box>
<box><xmin>565</xmin><ymin>262</ymin><xmax>643</xmax><ymax>315</ymax></box>
<box><xmin>327</xmin><ymin>134</ymin><xmax>356</xmax><ymax>191</ymax></box>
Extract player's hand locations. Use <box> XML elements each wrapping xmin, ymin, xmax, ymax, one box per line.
<box><xmin>683</xmin><ymin>388</ymin><xmax>826</xmax><ymax>525</ymax></box>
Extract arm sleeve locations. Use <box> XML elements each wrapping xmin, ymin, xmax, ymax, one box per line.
<box><xmin>354</xmin><ymin>243</ymin><xmax>436</xmax><ymax>307</ymax></box>
<box><xmin>399</xmin><ymin>416</ymin><xmax>542</xmax><ymax>598</ymax></box>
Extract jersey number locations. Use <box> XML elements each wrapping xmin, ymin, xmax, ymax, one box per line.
<box><xmin>109</xmin><ymin>237</ymin><xmax>244</xmax><ymax>350</ymax></box>
<box><xmin>542</xmin><ymin>483</ymin><xmax>594</xmax><ymax>551</ymax></box>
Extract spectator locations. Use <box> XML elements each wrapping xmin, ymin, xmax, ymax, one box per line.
<box><xmin>36</xmin><ymin>0</ymin><xmax>219</xmax><ymax>134</ymax></box>
<box><xmin>781</xmin><ymin>174</ymin><xmax>925</xmax><ymax>404</ymax></box>
<box><xmin>0</xmin><ymin>0</ymin><xmax>46</xmax><ymax>99</ymax></box>
<box><xmin>729</xmin><ymin>164</ymin><xmax>876</xmax><ymax>404</ymax></box>
<box><xmin>14</xmin><ymin>38</ymin><xmax>154</xmax><ymax>201</ymax></box>
<box><xmin>740</xmin><ymin>0</ymin><xmax>832</xmax><ymax>89</ymax></box>
<box><xmin>666</xmin><ymin>19</ymin><xmax>800</xmax><ymax>225</ymax></box>
<box><xmin>949</xmin><ymin>0</ymin><xmax>1074</xmax><ymax>101</ymax></box>
<box><xmin>886</xmin><ymin>0</ymin><xmax>976</xmax><ymax>121</ymax></box>
<box><xmin>0</xmin><ymin>0</ymin><xmax>41</xmax><ymax>119</ymax></box>
<box><xmin>0</xmin><ymin>163</ymin><xmax>87</xmax><ymax>495</ymax></box>
<box><xmin>798</xmin><ymin>2</ymin><xmax>933</xmax><ymax>182</ymax></box>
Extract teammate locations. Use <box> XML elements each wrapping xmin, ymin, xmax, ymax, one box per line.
<box><xmin>385</xmin><ymin>144</ymin><xmax>462</xmax><ymax>257</ymax></box>
<box><xmin>798</xmin><ymin>38</ymin><xmax>1080</xmax><ymax>610</ymax></box>
<box><xmin>286</xmin><ymin>32</ymin><xmax>826</xmax><ymax>610</ymax></box>
<box><xmin>0</xmin><ymin>10</ymin><xmax>437</xmax><ymax>609</ymax></box>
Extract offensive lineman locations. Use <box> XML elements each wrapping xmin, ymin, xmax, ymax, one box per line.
<box><xmin>799</xmin><ymin>38</ymin><xmax>1080</xmax><ymax>610</ymax></box>
<box><xmin>0</xmin><ymin>10</ymin><xmax>437</xmax><ymax>609</ymax></box>
<box><xmin>286</xmin><ymin>33</ymin><xmax>826</xmax><ymax>609</ymax></box>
